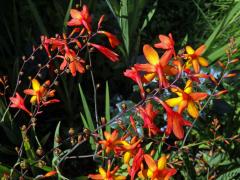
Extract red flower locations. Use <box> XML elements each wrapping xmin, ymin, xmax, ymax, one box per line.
<box><xmin>98</xmin><ymin>31</ymin><xmax>120</xmax><ymax>48</ymax></box>
<box><xmin>98</xmin><ymin>130</ymin><xmax>121</xmax><ymax>154</ymax></box>
<box><xmin>154</xmin><ymin>33</ymin><xmax>176</xmax><ymax>57</ymax></box>
<box><xmin>10</xmin><ymin>93</ymin><xmax>32</xmax><ymax>116</ymax></box>
<box><xmin>24</xmin><ymin>79</ymin><xmax>59</xmax><ymax>106</ymax></box>
<box><xmin>154</xmin><ymin>97</ymin><xmax>192</xmax><ymax>139</ymax></box>
<box><xmin>123</xmin><ymin>67</ymin><xmax>145</xmax><ymax>99</ymax></box>
<box><xmin>137</xmin><ymin>102</ymin><xmax>160</xmax><ymax>137</ymax></box>
<box><xmin>59</xmin><ymin>46</ymin><xmax>85</xmax><ymax>76</ymax></box>
<box><xmin>134</xmin><ymin>45</ymin><xmax>177</xmax><ymax>88</ymax></box>
<box><xmin>129</xmin><ymin>148</ymin><xmax>144</xmax><ymax>180</ymax></box>
<box><xmin>41</xmin><ymin>35</ymin><xmax>66</xmax><ymax>57</ymax></box>
<box><xmin>138</xmin><ymin>154</ymin><xmax>177</xmax><ymax>180</ymax></box>
<box><xmin>89</xmin><ymin>43</ymin><xmax>119</xmax><ymax>62</ymax></box>
<box><xmin>67</xmin><ymin>5</ymin><xmax>92</xmax><ymax>33</ymax></box>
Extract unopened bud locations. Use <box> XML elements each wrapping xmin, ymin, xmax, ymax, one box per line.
<box><xmin>20</xmin><ymin>160</ymin><xmax>28</xmax><ymax>170</ymax></box>
<box><xmin>68</xmin><ymin>128</ymin><xmax>75</xmax><ymax>136</ymax></box>
<box><xmin>36</xmin><ymin>147</ymin><xmax>44</xmax><ymax>156</ymax></box>
<box><xmin>37</xmin><ymin>160</ymin><xmax>46</xmax><ymax>168</ymax></box>
<box><xmin>31</xmin><ymin>56</ymin><xmax>35</xmax><ymax>60</ymax></box>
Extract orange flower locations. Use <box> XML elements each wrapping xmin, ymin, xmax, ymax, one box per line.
<box><xmin>98</xmin><ymin>31</ymin><xmax>120</xmax><ymax>48</ymax></box>
<box><xmin>9</xmin><ymin>93</ymin><xmax>32</xmax><ymax>116</ymax></box>
<box><xmin>154</xmin><ymin>33</ymin><xmax>176</xmax><ymax>57</ymax></box>
<box><xmin>59</xmin><ymin>46</ymin><xmax>85</xmax><ymax>76</ymax></box>
<box><xmin>67</xmin><ymin>5</ymin><xmax>92</xmax><ymax>32</ymax></box>
<box><xmin>24</xmin><ymin>79</ymin><xmax>59</xmax><ymax>105</ymax></box>
<box><xmin>120</xmin><ymin>136</ymin><xmax>141</xmax><ymax>164</ymax></box>
<box><xmin>98</xmin><ymin>130</ymin><xmax>121</xmax><ymax>154</ymax></box>
<box><xmin>134</xmin><ymin>45</ymin><xmax>177</xmax><ymax>88</ymax></box>
<box><xmin>129</xmin><ymin>148</ymin><xmax>144</xmax><ymax>180</ymax></box>
<box><xmin>43</xmin><ymin>171</ymin><xmax>57</xmax><ymax>178</ymax></box>
<box><xmin>89</xmin><ymin>43</ymin><xmax>119</xmax><ymax>62</ymax></box>
<box><xmin>123</xmin><ymin>67</ymin><xmax>145</xmax><ymax>99</ymax></box>
<box><xmin>165</xmin><ymin>80</ymin><xmax>208</xmax><ymax>118</ymax></box>
<box><xmin>184</xmin><ymin>45</ymin><xmax>208</xmax><ymax>73</ymax></box>
<box><xmin>41</xmin><ymin>35</ymin><xmax>66</xmax><ymax>57</ymax></box>
<box><xmin>138</xmin><ymin>154</ymin><xmax>177</xmax><ymax>180</ymax></box>
<box><xmin>154</xmin><ymin>97</ymin><xmax>192</xmax><ymax>139</ymax></box>
<box><xmin>89</xmin><ymin>161</ymin><xmax>126</xmax><ymax>180</ymax></box>
<box><xmin>137</xmin><ymin>102</ymin><xmax>160</xmax><ymax>137</ymax></box>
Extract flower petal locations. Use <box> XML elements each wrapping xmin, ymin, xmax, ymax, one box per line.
<box><xmin>190</xmin><ymin>92</ymin><xmax>208</xmax><ymax>102</ymax></box>
<box><xmin>186</xmin><ymin>46</ymin><xmax>195</xmax><ymax>55</ymax></box>
<box><xmin>70</xmin><ymin>9</ymin><xmax>81</xmax><ymax>19</ymax></box>
<box><xmin>184</xmin><ymin>80</ymin><xmax>192</xmax><ymax>94</ymax></box>
<box><xmin>159</xmin><ymin>50</ymin><xmax>172</xmax><ymax>67</ymax></box>
<box><xmin>157</xmin><ymin>155</ymin><xmax>167</xmax><ymax>170</ymax></box>
<box><xmin>195</xmin><ymin>44</ymin><xmax>206</xmax><ymax>56</ymax></box>
<box><xmin>192</xmin><ymin>59</ymin><xmax>200</xmax><ymax>73</ymax></box>
<box><xmin>143</xmin><ymin>44</ymin><xmax>159</xmax><ymax>65</ymax></box>
<box><xmin>198</xmin><ymin>57</ymin><xmax>208</xmax><ymax>66</ymax></box>
<box><xmin>165</xmin><ymin>97</ymin><xmax>182</xmax><ymax>107</ymax></box>
<box><xmin>187</xmin><ymin>101</ymin><xmax>199</xmax><ymax>118</ymax></box>
<box><xmin>142</xmin><ymin>73</ymin><xmax>156</xmax><ymax>83</ymax></box>
<box><xmin>32</xmin><ymin>79</ymin><xmax>40</xmax><ymax>91</ymax></box>
<box><xmin>99</xmin><ymin>167</ymin><xmax>106</xmax><ymax>177</ymax></box>
<box><xmin>173</xmin><ymin>114</ymin><xmax>184</xmax><ymax>139</ymax></box>
<box><xmin>144</xmin><ymin>154</ymin><xmax>157</xmax><ymax>172</ymax></box>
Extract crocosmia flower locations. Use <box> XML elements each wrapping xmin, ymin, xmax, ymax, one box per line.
<box><xmin>88</xmin><ymin>161</ymin><xmax>126</xmax><ymax>180</ymax></box>
<box><xmin>134</xmin><ymin>45</ymin><xmax>177</xmax><ymax>88</ymax></box>
<box><xmin>154</xmin><ymin>97</ymin><xmax>192</xmax><ymax>139</ymax></box>
<box><xmin>98</xmin><ymin>130</ymin><xmax>121</xmax><ymax>154</ymax></box>
<box><xmin>67</xmin><ymin>5</ymin><xmax>92</xmax><ymax>33</ymax></box>
<box><xmin>9</xmin><ymin>93</ymin><xmax>32</xmax><ymax>116</ymax></box>
<box><xmin>124</xmin><ymin>67</ymin><xmax>145</xmax><ymax>99</ymax></box>
<box><xmin>89</xmin><ymin>43</ymin><xmax>119</xmax><ymax>62</ymax></box>
<box><xmin>184</xmin><ymin>45</ymin><xmax>208</xmax><ymax>73</ymax></box>
<box><xmin>138</xmin><ymin>154</ymin><xmax>177</xmax><ymax>180</ymax></box>
<box><xmin>165</xmin><ymin>80</ymin><xmax>208</xmax><ymax>118</ymax></box>
<box><xmin>24</xmin><ymin>79</ymin><xmax>59</xmax><ymax>105</ymax></box>
<box><xmin>59</xmin><ymin>46</ymin><xmax>85</xmax><ymax>76</ymax></box>
<box><xmin>154</xmin><ymin>33</ymin><xmax>176</xmax><ymax>57</ymax></box>
<box><xmin>137</xmin><ymin>102</ymin><xmax>160</xmax><ymax>137</ymax></box>
<box><xmin>98</xmin><ymin>31</ymin><xmax>120</xmax><ymax>48</ymax></box>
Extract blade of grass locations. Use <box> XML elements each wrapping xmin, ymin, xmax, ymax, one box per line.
<box><xmin>105</xmin><ymin>81</ymin><xmax>111</xmax><ymax>133</ymax></box>
<box><xmin>119</xmin><ymin>0</ymin><xmax>129</xmax><ymax>56</ymax></box>
<box><xmin>80</xmin><ymin>113</ymin><xmax>96</xmax><ymax>150</ymax></box>
<box><xmin>105</xmin><ymin>0</ymin><xmax>119</xmax><ymax>18</ymax></box>
<box><xmin>140</xmin><ymin>0</ymin><xmax>158</xmax><ymax>31</ymax></box>
<box><xmin>26</xmin><ymin>0</ymin><xmax>47</xmax><ymax>35</ymax></box>
<box><xmin>63</xmin><ymin>0</ymin><xmax>74</xmax><ymax>32</ymax></box>
<box><xmin>52</xmin><ymin>121</ymin><xmax>61</xmax><ymax>166</ymax></box>
<box><xmin>78</xmin><ymin>84</ymin><xmax>94</xmax><ymax>131</ymax></box>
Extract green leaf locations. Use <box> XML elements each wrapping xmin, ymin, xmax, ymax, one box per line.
<box><xmin>140</xmin><ymin>0</ymin><xmax>158</xmax><ymax>31</ymax></box>
<box><xmin>80</xmin><ymin>113</ymin><xmax>96</xmax><ymax>150</ymax></box>
<box><xmin>217</xmin><ymin>167</ymin><xmax>240</xmax><ymax>180</ymax></box>
<box><xmin>63</xmin><ymin>0</ymin><xmax>74</xmax><ymax>32</ymax></box>
<box><xmin>203</xmin><ymin>153</ymin><xmax>231</xmax><ymax>168</ymax></box>
<box><xmin>119</xmin><ymin>0</ymin><xmax>129</xmax><ymax>56</ymax></box>
<box><xmin>105</xmin><ymin>0</ymin><xmax>119</xmax><ymax>18</ymax></box>
<box><xmin>78</xmin><ymin>83</ymin><xmax>94</xmax><ymax>131</ymax></box>
<box><xmin>52</xmin><ymin>121</ymin><xmax>61</xmax><ymax>166</ymax></box>
<box><xmin>105</xmin><ymin>81</ymin><xmax>111</xmax><ymax>133</ymax></box>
